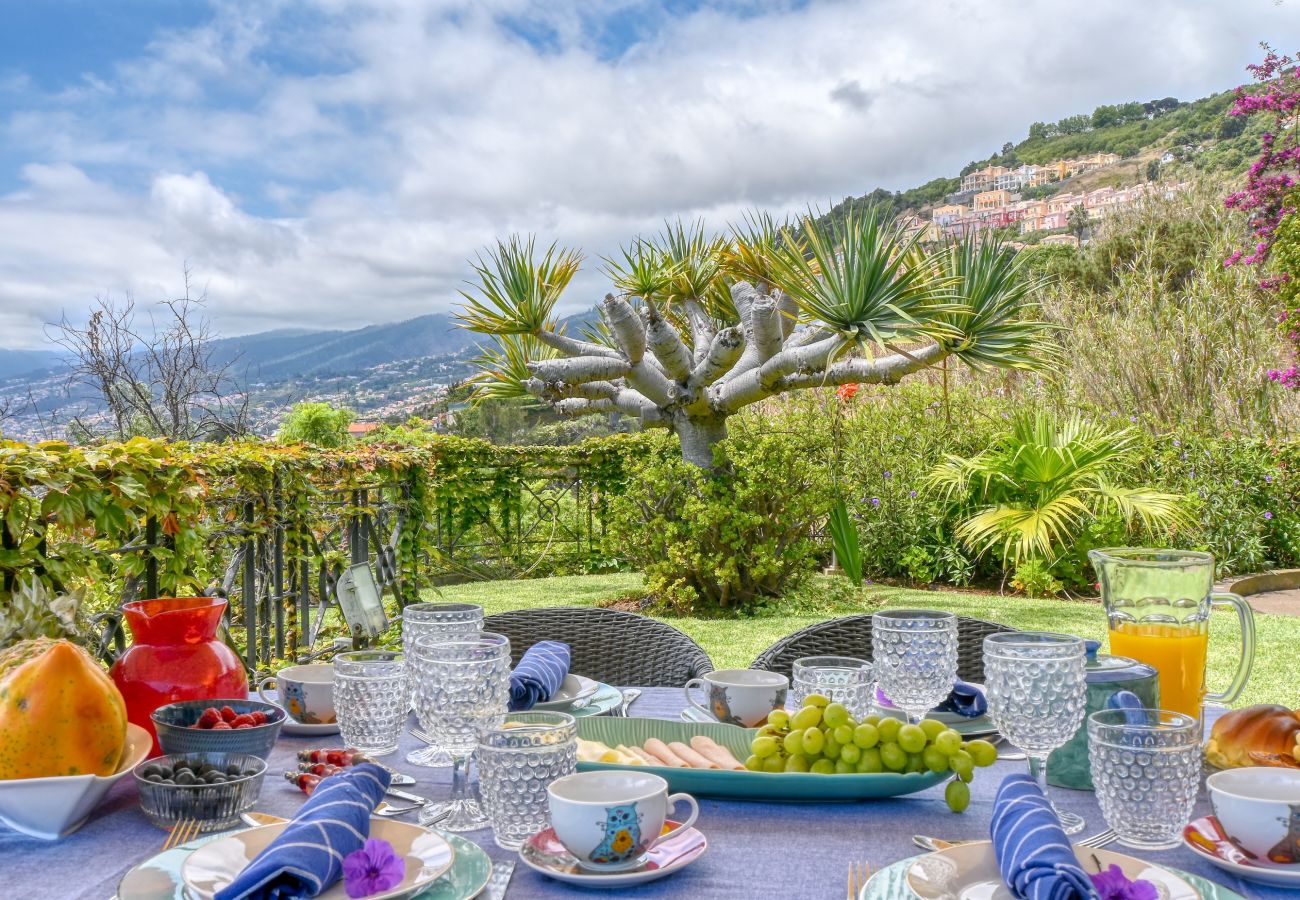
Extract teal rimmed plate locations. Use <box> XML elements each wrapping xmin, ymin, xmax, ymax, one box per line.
<box><xmin>569</xmin><ymin>682</ymin><xmax>622</xmax><ymax>717</ymax></box>
<box><xmin>859</xmin><ymin>855</ymin><xmax>1246</xmax><ymax>899</ymax></box>
<box><xmin>577</xmin><ymin>717</ymin><xmax>946</xmax><ymax>801</ymax></box>
<box><xmin>115</xmin><ymin>829</ymin><xmax>492</xmax><ymax>900</ymax></box>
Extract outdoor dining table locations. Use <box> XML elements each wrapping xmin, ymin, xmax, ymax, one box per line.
<box><xmin>0</xmin><ymin>688</ymin><xmax>1285</xmax><ymax>899</ymax></box>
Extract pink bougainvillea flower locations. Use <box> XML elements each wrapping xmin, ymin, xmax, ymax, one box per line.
<box><xmin>343</xmin><ymin>839</ymin><xmax>405</xmax><ymax>898</ymax></box>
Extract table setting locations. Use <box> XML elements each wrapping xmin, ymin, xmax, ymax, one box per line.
<box><xmin>2</xmin><ymin>550</ymin><xmax>1300</xmax><ymax>899</ymax></box>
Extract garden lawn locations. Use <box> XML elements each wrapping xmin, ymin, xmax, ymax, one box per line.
<box><xmin>431</xmin><ymin>573</ymin><xmax>1297</xmax><ymax>709</ymax></box>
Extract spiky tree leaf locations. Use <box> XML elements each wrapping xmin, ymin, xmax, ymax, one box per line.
<box><xmin>456</xmin><ymin>236</ymin><xmax>581</xmax><ymax>335</ymax></box>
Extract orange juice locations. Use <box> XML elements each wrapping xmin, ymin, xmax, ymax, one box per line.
<box><xmin>1108</xmin><ymin>621</ymin><xmax>1208</xmax><ymax>718</ymax></box>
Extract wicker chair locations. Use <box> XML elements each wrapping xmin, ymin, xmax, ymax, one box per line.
<box><xmin>482</xmin><ymin>607</ymin><xmax>714</xmax><ymax>687</ymax></box>
<box><xmin>750</xmin><ymin>614</ymin><xmax>1018</xmax><ymax>683</ymax></box>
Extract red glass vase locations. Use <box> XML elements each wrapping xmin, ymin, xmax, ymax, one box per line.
<box><xmin>110</xmin><ymin>597</ymin><xmax>246</xmax><ymax>755</ymax></box>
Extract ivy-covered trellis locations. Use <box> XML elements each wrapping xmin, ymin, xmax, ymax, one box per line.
<box><xmin>0</xmin><ymin>433</ymin><xmax>649</xmax><ymax>675</ymax></box>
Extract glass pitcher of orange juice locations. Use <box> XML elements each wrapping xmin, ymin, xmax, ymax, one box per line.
<box><xmin>1088</xmin><ymin>548</ymin><xmax>1255</xmax><ymax>719</ymax></box>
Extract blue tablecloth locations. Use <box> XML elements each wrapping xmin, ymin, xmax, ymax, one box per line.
<box><xmin>0</xmin><ymin>691</ymin><xmax>1281</xmax><ymax>899</ymax></box>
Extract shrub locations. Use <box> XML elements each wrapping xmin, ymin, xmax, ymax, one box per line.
<box><xmin>607</xmin><ymin>429</ymin><xmax>833</xmax><ymax>615</ymax></box>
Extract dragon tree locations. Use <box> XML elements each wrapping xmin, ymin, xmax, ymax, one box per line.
<box><xmin>457</xmin><ymin>211</ymin><xmax>1053</xmax><ymax>467</ymax></box>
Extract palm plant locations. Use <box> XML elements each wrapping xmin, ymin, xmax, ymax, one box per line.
<box><xmin>458</xmin><ymin>209</ymin><xmax>1055</xmax><ymax>467</ymax></box>
<box><xmin>927</xmin><ymin>412</ymin><xmax>1188</xmax><ymax>566</ymax></box>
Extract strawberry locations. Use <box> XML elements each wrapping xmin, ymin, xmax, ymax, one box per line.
<box><xmin>220</xmin><ymin>705</ymin><xmax>238</xmax><ymax>723</ymax></box>
<box><xmin>231</xmin><ymin>714</ymin><xmax>256</xmax><ymax>728</ymax></box>
<box><xmin>196</xmin><ymin>708</ymin><xmax>222</xmax><ymax>729</ymax></box>
<box><xmin>250</xmin><ymin>711</ymin><xmax>268</xmax><ymax>725</ymax></box>
<box><xmin>211</xmin><ymin>721</ymin><xmax>233</xmax><ymax>730</ymax></box>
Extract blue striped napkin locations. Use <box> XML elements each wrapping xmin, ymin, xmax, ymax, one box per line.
<box><xmin>214</xmin><ymin>763</ymin><xmax>391</xmax><ymax>900</ymax></box>
<box><xmin>509</xmin><ymin>640</ymin><xmax>571</xmax><ymax>711</ymax></box>
<box><xmin>990</xmin><ymin>774</ymin><xmax>1095</xmax><ymax>900</ymax></box>
<box><xmin>935</xmin><ymin>680</ymin><xmax>988</xmax><ymax>718</ymax></box>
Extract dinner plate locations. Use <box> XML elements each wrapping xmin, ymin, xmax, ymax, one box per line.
<box><xmin>568</xmin><ymin>682</ymin><xmax>622</xmax><ymax>718</ymax></box>
<box><xmin>577</xmin><ymin>717</ymin><xmax>947</xmax><ymax>801</ymax></box>
<box><xmin>180</xmin><ymin>818</ymin><xmax>455</xmax><ymax>900</ymax></box>
<box><xmin>533</xmin><ymin>674</ymin><xmax>601</xmax><ymax>712</ymax></box>
<box><xmin>859</xmin><ymin>855</ymin><xmax>1244</xmax><ymax>900</ymax></box>
<box><xmin>254</xmin><ymin>689</ymin><xmax>341</xmax><ymax>736</ymax></box>
<box><xmin>115</xmin><ymin>829</ymin><xmax>491</xmax><ymax>900</ymax></box>
<box><xmin>1184</xmin><ymin>814</ymin><xmax>1300</xmax><ymax>887</ymax></box>
<box><xmin>518</xmin><ymin>819</ymin><xmax>707</xmax><ymax>888</ymax></box>
<box><xmin>905</xmin><ymin>840</ymin><xmax>1200</xmax><ymax>899</ymax></box>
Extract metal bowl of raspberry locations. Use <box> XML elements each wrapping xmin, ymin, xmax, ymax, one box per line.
<box><xmin>152</xmin><ymin>699</ymin><xmax>285</xmax><ymax>759</ymax></box>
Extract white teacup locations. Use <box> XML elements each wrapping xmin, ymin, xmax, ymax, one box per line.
<box><xmin>257</xmin><ymin>664</ymin><xmax>336</xmax><ymax>725</ymax></box>
<box><xmin>1208</xmin><ymin>767</ymin><xmax>1300</xmax><ymax>864</ymax></box>
<box><xmin>547</xmin><ymin>771</ymin><xmax>699</xmax><ymax>871</ymax></box>
<box><xmin>684</xmin><ymin>668</ymin><xmax>788</xmax><ymax>727</ymax></box>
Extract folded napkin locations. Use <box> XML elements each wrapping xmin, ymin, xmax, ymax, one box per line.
<box><xmin>215</xmin><ymin>763</ymin><xmax>391</xmax><ymax>900</ymax></box>
<box><xmin>508</xmin><ymin>640</ymin><xmax>571</xmax><ymax>712</ymax></box>
<box><xmin>934</xmin><ymin>680</ymin><xmax>988</xmax><ymax>718</ymax></box>
<box><xmin>990</xmin><ymin>774</ymin><xmax>1094</xmax><ymax>900</ymax></box>
<box><xmin>875</xmin><ymin>680</ymin><xmax>988</xmax><ymax>718</ymax></box>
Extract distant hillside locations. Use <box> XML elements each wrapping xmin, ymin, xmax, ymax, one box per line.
<box><xmin>213</xmin><ymin>314</ymin><xmax>474</xmax><ymax>381</ymax></box>
<box><xmin>0</xmin><ymin>348</ymin><xmax>65</xmax><ymax>379</ymax></box>
<box><xmin>818</xmin><ymin>84</ymin><xmax>1260</xmax><ymax>229</ymax></box>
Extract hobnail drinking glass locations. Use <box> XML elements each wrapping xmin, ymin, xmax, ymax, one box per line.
<box><xmin>871</xmin><ymin>610</ymin><xmax>958</xmax><ymax>723</ymax></box>
<box><xmin>984</xmin><ymin>632</ymin><xmax>1088</xmax><ymax>834</ymax></box>
<box><xmin>789</xmin><ymin>656</ymin><xmax>874</xmax><ymax>718</ymax></box>
<box><xmin>412</xmin><ymin>631</ymin><xmax>512</xmax><ymax>832</ymax></box>
<box><xmin>476</xmin><ymin>711</ymin><xmax>578</xmax><ymax>850</ymax></box>
<box><xmin>333</xmin><ymin>650</ymin><xmax>407</xmax><ymax>757</ymax></box>
<box><xmin>402</xmin><ymin>602</ymin><xmax>485</xmax><ymax>767</ymax></box>
<box><xmin>1089</xmin><ymin>708</ymin><xmax>1201</xmax><ymax>850</ymax></box>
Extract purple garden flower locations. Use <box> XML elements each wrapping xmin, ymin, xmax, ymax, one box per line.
<box><xmin>870</xmin><ymin>497</ymin><xmax>881</xmax><ymax>507</ymax></box>
<box><xmin>909</xmin><ymin>490</ymin><xmax>918</xmax><ymax>498</ymax></box>
<box><xmin>1267</xmin><ymin>475</ymin><xmax>1275</xmax><ymax>483</ymax></box>
<box><xmin>343</xmin><ymin>839</ymin><xmax>405</xmax><ymax>898</ymax></box>
<box><xmin>882</xmin><ymin>470</ymin><xmax>892</xmax><ymax>479</ymax></box>
<box><xmin>1266</xmin><ymin>511</ymin><xmax>1274</xmax><ymax>520</ymax></box>
<box><xmin>1090</xmin><ymin>864</ymin><xmax>1158</xmax><ymax>900</ymax></box>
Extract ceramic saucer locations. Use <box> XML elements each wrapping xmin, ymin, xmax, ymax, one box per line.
<box><xmin>518</xmin><ymin>819</ymin><xmax>707</xmax><ymax>888</ymax></box>
<box><xmin>1185</xmin><ymin>815</ymin><xmax>1300</xmax><ymax>887</ymax></box>
<box><xmin>115</xmin><ymin>829</ymin><xmax>491</xmax><ymax>900</ymax></box>
<box><xmin>906</xmin><ymin>840</ymin><xmax>1199</xmax><ymax>899</ymax></box>
<box><xmin>860</xmin><ymin>854</ymin><xmax>1244</xmax><ymax>900</ymax></box>
<box><xmin>569</xmin><ymin>683</ymin><xmax>623</xmax><ymax>718</ymax></box>
<box><xmin>534</xmin><ymin>674</ymin><xmax>601</xmax><ymax>712</ymax></box>
<box><xmin>253</xmin><ymin>689</ymin><xmax>340</xmax><ymax>735</ymax></box>
<box><xmin>181</xmin><ymin>818</ymin><xmax>454</xmax><ymax>900</ymax></box>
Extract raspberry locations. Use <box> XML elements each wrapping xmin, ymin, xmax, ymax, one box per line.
<box><xmin>250</xmin><ymin>711</ymin><xmax>268</xmax><ymax>725</ymax></box>
<box><xmin>220</xmin><ymin>705</ymin><xmax>238</xmax><ymax>723</ymax></box>
<box><xmin>196</xmin><ymin>708</ymin><xmax>222</xmax><ymax>729</ymax></box>
<box><xmin>231</xmin><ymin>714</ymin><xmax>256</xmax><ymax>728</ymax></box>
<box><xmin>211</xmin><ymin>722</ymin><xmax>233</xmax><ymax>730</ymax></box>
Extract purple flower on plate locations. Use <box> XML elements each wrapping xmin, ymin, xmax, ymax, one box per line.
<box><xmin>343</xmin><ymin>839</ymin><xmax>405</xmax><ymax>898</ymax></box>
<box><xmin>1090</xmin><ymin>864</ymin><xmax>1158</xmax><ymax>900</ymax></box>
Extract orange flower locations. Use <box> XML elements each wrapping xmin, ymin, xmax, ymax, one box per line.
<box><xmin>836</xmin><ymin>383</ymin><xmax>861</xmax><ymax>401</ymax></box>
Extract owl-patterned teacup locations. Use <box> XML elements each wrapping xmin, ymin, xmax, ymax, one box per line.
<box><xmin>1208</xmin><ymin>767</ymin><xmax>1300</xmax><ymax>864</ymax></box>
<box><xmin>257</xmin><ymin>664</ymin><xmax>336</xmax><ymax>724</ymax></box>
<box><xmin>547</xmin><ymin>771</ymin><xmax>699</xmax><ymax>871</ymax></box>
<box><xmin>684</xmin><ymin>668</ymin><xmax>789</xmax><ymax>727</ymax></box>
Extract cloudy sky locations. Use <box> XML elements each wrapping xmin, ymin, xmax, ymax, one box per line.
<box><xmin>0</xmin><ymin>0</ymin><xmax>1297</xmax><ymax>349</ymax></box>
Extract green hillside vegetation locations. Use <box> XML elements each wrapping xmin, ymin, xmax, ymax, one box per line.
<box><xmin>820</xmin><ymin>84</ymin><xmax>1264</xmax><ymax>229</ymax></box>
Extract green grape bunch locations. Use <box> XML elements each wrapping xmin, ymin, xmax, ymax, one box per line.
<box><xmin>743</xmin><ymin>693</ymin><xmax>997</xmax><ymax>812</ymax></box>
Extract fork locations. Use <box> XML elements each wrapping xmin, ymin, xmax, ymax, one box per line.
<box><xmin>485</xmin><ymin>860</ymin><xmax>516</xmax><ymax>900</ymax></box>
<box><xmin>913</xmin><ymin>828</ymin><xmax>1118</xmax><ymax>853</ymax></box>
<box><xmin>846</xmin><ymin>860</ymin><xmax>873</xmax><ymax>899</ymax></box>
<box><xmin>162</xmin><ymin>817</ymin><xmax>203</xmax><ymax>851</ymax></box>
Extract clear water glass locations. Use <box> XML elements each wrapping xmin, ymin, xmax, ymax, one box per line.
<box><xmin>334</xmin><ymin>650</ymin><xmax>407</xmax><ymax>757</ymax></box>
<box><xmin>412</xmin><ymin>631</ymin><xmax>511</xmax><ymax>832</ymax></box>
<box><xmin>871</xmin><ymin>610</ymin><xmax>957</xmax><ymax>723</ymax></box>
<box><xmin>477</xmin><ymin>711</ymin><xmax>577</xmax><ymax>850</ymax></box>
<box><xmin>1089</xmin><ymin>708</ymin><xmax>1201</xmax><ymax>850</ymax></box>
<box><xmin>790</xmin><ymin>656</ymin><xmax>874</xmax><ymax>718</ymax></box>
<box><xmin>984</xmin><ymin>632</ymin><xmax>1088</xmax><ymax>834</ymax></box>
<box><xmin>402</xmin><ymin>602</ymin><xmax>484</xmax><ymax>767</ymax></box>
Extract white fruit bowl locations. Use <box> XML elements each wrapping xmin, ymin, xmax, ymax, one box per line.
<box><xmin>0</xmin><ymin>722</ymin><xmax>151</xmax><ymax>839</ymax></box>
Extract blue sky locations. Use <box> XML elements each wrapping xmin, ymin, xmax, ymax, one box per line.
<box><xmin>0</xmin><ymin>0</ymin><xmax>1297</xmax><ymax>347</ymax></box>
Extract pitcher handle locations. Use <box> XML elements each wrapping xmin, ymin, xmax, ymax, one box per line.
<box><xmin>1206</xmin><ymin>591</ymin><xmax>1255</xmax><ymax>706</ymax></box>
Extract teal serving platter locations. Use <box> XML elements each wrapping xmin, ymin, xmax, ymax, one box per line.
<box><xmin>576</xmin><ymin>717</ymin><xmax>947</xmax><ymax>802</ymax></box>
<box><xmin>859</xmin><ymin>856</ymin><xmax>1246</xmax><ymax>900</ymax></box>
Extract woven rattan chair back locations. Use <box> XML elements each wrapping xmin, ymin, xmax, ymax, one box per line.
<box><xmin>750</xmin><ymin>614</ymin><xmax>1018</xmax><ymax>683</ymax></box>
<box><xmin>483</xmin><ymin>607</ymin><xmax>715</xmax><ymax>687</ymax></box>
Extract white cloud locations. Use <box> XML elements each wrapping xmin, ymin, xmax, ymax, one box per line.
<box><xmin>0</xmin><ymin>0</ymin><xmax>1297</xmax><ymax>347</ymax></box>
